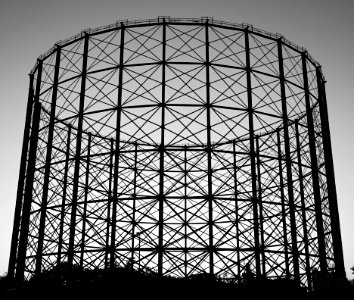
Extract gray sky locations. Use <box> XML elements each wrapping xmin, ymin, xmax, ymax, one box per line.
<box><xmin>0</xmin><ymin>0</ymin><xmax>353</xmax><ymax>279</ymax></box>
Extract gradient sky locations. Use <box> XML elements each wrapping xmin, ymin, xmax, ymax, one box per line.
<box><xmin>0</xmin><ymin>0</ymin><xmax>353</xmax><ymax>279</ymax></box>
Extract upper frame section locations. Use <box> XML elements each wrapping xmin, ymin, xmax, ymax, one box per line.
<box><xmin>29</xmin><ymin>17</ymin><xmax>326</xmax><ymax>146</ymax></box>
<box><xmin>29</xmin><ymin>16</ymin><xmax>323</xmax><ymax>76</ymax></box>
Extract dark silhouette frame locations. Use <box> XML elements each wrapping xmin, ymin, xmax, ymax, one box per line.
<box><xmin>8</xmin><ymin>17</ymin><xmax>345</xmax><ymax>290</ymax></box>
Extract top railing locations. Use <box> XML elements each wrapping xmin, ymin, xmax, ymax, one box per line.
<box><xmin>30</xmin><ymin>16</ymin><xmax>323</xmax><ymax>79</ymax></box>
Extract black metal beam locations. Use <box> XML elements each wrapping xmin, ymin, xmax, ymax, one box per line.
<box><xmin>35</xmin><ymin>46</ymin><xmax>61</xmax><ymax>276</ymax></box>
<box><xmin>278</xmin><ymin>39</ymin><xmax>300</xmax><ymax>282</ymax></box>
<box><xmin>15</xmin><ymin>59</ymin><xmax>43</xmax><ymax>281</ymax></box>
<box><xmin>256</xmin><ymin>136</ymin><xmax>266</xmax><ymax>275</ymax></box>
<box><xmin>131</xmin><ymin>142</ymin><xmax>138</xmax><ymax>265</ymax></box>
<box><xmin>205</xmin><ymin>19</ymin><xmax>215</xmax><ymax>276</ymax></box>
<box><xmin>184</xmin><ymin>145</ymin><xmax>188</xmax><ymax>277</ymax></box>
<box><xmin>302</xmin><ymin>52</ymin><xmax>327</xmax><ymax>273</ymax></box>
<box><xmin>316</xmin><ymin>68</ymin><xmax>345</xmax><ymax>277</ymax></box>
<box><xmin>57</xmin><ymin>125</ymin><xmax>72</xmax><ymax>265</ymax></box>
<box><xmin>80</xmin><ymin>133</ymin><xmax>91</xmax><ymax>267</ymax></box>
<box><xmin>8</xmin><ymin>74</ymin><xmax>35</xmax><ymax>279</ymax></box>
<box><xmin>105</xmin><ymin>138</ymin><xmax>114</xmax><ymax>269</ymax></box>
<box><xmin>111</xmin><ymin>24</ymin><xmax>125</xmax><ymax>268</ymax></box>
<box><xmin>244</xmin><ymin>27</ymin><xmax>261</xmax><ymax>277</ymax></box>
<box><xmin>232</xmin><ymin>140</ymin><xmax>241</xmax><ymax>277</ymax></box>
<box><xmin>295</xmin><ymin>120</ymin><xmax>311</xmax><ymax>287</ymax></box>
<box><xmin>277</xmin><ymin>129</ymin><xmax>290</xmax><ymax>277</ymax></box>
<box><xmin>157</xmin><ymin>18</ymin><xmax>167</xmax><ymax>276</ymax></box>
<box><xmin>68</xmin><ymin>34</ymin><xmax>89</xmax><ymax>267</ymax></box>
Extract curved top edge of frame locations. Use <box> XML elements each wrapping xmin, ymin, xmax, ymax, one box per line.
<box><xmin>29</xmin><ymin>16</ymin><xmax>323</xmax><ymax>77</ymax></box>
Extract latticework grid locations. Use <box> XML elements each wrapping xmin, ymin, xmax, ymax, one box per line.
<box><xmin>9</xmin><ymin>17</ymin><xmax>344</xmax><ymax>289</ymax></box>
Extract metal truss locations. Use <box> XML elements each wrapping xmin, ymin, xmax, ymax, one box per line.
<box><xmin>8</xmin><ymin>17</ymin><xmax>345</xmax><ymax>289</ymax></box>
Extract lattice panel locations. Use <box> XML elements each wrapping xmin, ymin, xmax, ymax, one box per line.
<box><xmin>11</xmin><ymin>19</ymin><xmax>341</xmax><ymax>289</ymax></box>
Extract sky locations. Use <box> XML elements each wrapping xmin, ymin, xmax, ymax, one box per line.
<box><xmin>0</xmin><ymin>0</ymin><xmax>353</xmax><ymax>279</ymax></box>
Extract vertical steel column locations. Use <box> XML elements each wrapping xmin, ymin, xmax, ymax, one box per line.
<box><xmin>8</xmin><ymin>74</ymin><xmax>35</xmax><ymax>279</ymax></box>
<box><xmin>131</xmin><ymin>142</ymin><xmax>138</xmax><ymax>264</ymax></box>
<box><xmin>15</xmin><ymin>60</ymin><xmax>43</xmax><ymax>281</ymax></box>
<box><xmin>278</xmin><ymin>40</ymin><xmax>300</xmax><ymax>282</ymax></box>
<box><xmin>105</xmin><ymin>138</ymin><xmax>114</xmax><ymax>268</ymax></box>
<box><xmin>184</xmin><ymin>145</ymin><xmax>188</xmax><ymax>277</ymax></box>
<box><xmin>316</xmin><ymin>68</ymin><xmax>345</xmax><ymax>276</ymax></box>
<box><xmin>302</xmin><ymin>52</ymin><xmax>327</xmax><ymax>273</ymax></box>
<box><xmin>35</xmin><ymin>46</ymin><xmax>61</xmax><ymax>275</ymax></box>
<box><xmin>244</xmin><ymin>27</ymin><xmax>260</xmax><ymax>277</ymax></box>
<box><xmin>80</xmin><ymin>133</ymin><xmax>91</xmax><ymax>267</ymax></box>
<box><xmin>232</xmin><ymin>140</ymin><xmax>241</xmax><ymax>277</ymax></box>
<box><xmin>57</xmin><ymin>125</ymin><xmax>72</xmax><ymax>265</ymax></box>
<box><xmin>205</xmin><ymin>20</ymin><xmax>214</xmax><ymax>275</ymax></box>
<box><xmin>255</xmin><ymin>136</ymin><xmax>266</xmax><ymax>275</ymax></box>
<box><xmin>277</xmin><ymin>130</ymin><xmax>290</xmax><ymax>277</ymax></box>
<box><xmin>157</xmin><ymin>19</ymin><xmax>167</xmax><ymax>276</ymax></box>
<box><xmin>295</xmin><ymin>120</ymin><xmax>311</xmax><ymax>286</ymax></box>
<box><xmin>68</xmin><ymin>34</ymin><xmax>89</xmax><ymax>267</ymax></box>
<box><xmin>111</xmin><ymin>24</ymin><xmax>125</xmax><ymax>268</ymax></box>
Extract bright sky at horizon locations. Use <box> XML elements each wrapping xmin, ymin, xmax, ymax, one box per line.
<box><xmin>0</xmin><ymin>0</ymin><xmax>353</xmax><ymax>280</ymax></box>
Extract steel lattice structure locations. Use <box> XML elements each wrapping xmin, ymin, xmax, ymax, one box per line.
<box><xmin>9</xmin><ymin>17</ymin><xmax>345</xmax><ymax>288</ymax></box>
